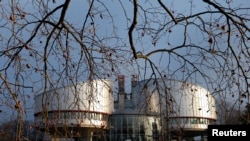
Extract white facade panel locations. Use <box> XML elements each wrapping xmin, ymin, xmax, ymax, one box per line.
<box><xmin>34</xmin><ymin>79</ymin><xmax>114</xmax><ymax>129</ymax></box>
<box><xmin>131</xmin><ymin>78</ymin><xmax>217</xmax><ymax>131</ymax></box>
<box><xmin>35</xmin><ymin>79</ymin><xmax>113</xmax><ymax>114</ymax></box>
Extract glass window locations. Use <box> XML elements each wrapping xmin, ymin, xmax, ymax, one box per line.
<box><xmin>139</xmin><ymin>124</ymin><xmax>145</xmax><ymax>135</ymax></box>
<box><xmin>60</xmin><ymin>112</ymin><xmax>64</xmax><ymax>119</ymax></box>
<box><xmin>48</xmin><ymin>113</ymin><xmax>52</xmax><ymax>119</ymax></box>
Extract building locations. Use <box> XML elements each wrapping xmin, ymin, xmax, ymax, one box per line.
<box><xmin>34</xmin><ymin>75</ymin><xmax>217</xmax><ymax>141</ymax></box>
<box><xmin>34</xmin><ymin>79</ymin><xmax>114</xmax><ymax>140</ymax></box>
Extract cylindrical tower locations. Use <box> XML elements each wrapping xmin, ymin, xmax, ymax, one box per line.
<box><xmin>131</xmin><ymin>78</ymin><xmax>217</xmax><ymax>139</ymax></box>
<box><xmin>34</xmin><ymin>79</ymin><xmax>114</xmax><ymax>139</ymax></box>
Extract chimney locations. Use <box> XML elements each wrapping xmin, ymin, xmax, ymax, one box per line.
<box><xmin>131</xmin><ymin>74</ymin><xmax>138</xmax><ymax>90</ymax></box>
<box><xmin>118</xmin><ymin>75</ymin><xmax>125</xmax><ymax>92</ymax></box>
<box><xmin>131</xmin><ymin>74</ymin><xmax>138</xmax><ymax>99</ymax></box>
<box><xmin>118</xmin><ymin>75</ymin><xmax>125</xmax><ymax>110</ymax></box>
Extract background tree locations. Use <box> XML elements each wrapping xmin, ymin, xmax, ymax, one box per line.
<box><xmin>241</xmin><ymin>103</ymin><xmax>250</xmax><ymax>124</ymax></box>
<box><xmin>216</xmin><ymin>100</ymin><xmax>243</xmax><ymax>124</ymax></box>
<box><xmin>0</xmin><ymin>0</ymin><xmax>250</xmax><ymax>140</ymax></box>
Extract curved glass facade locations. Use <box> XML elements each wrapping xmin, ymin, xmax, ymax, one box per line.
<box><xmin>35</xmin><ymin>111</ymin><xmax>109</xmax><ymax>121</ymax></box>
<box><xmin>108</xmin><ymin>114</ymin><xmax>162</xmax><ymax>141</ymax></box>
<box><xmin>169</xmin><ymin>117</ymin><xmax>211</xmax><ymax>125</ymax></box>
